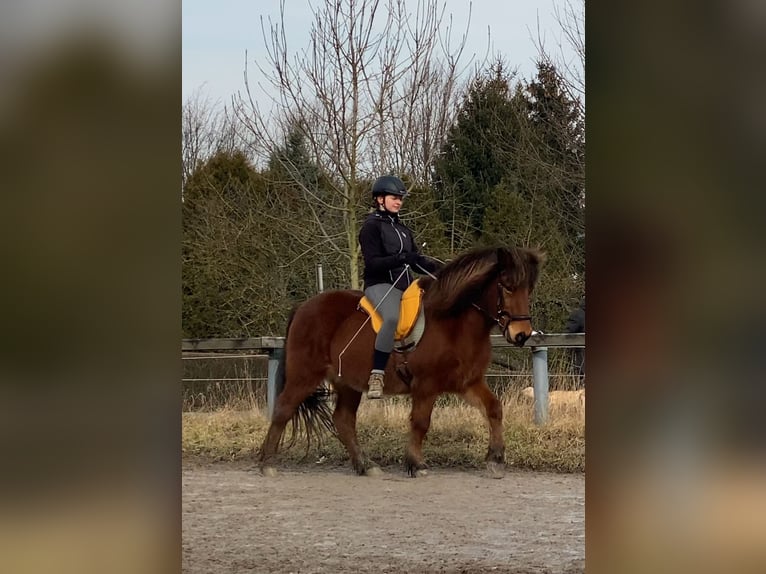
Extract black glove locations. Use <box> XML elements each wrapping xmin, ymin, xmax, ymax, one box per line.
<box><xmin>400</xmin><ymin>251</ymin><xmax>420</xmax><ymax>267</ymax></box>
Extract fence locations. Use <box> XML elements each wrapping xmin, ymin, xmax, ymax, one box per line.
<box><xmin>182</xmin><ymin>332</ymin><xmax>584</xmax><ymax>424</ymax></box>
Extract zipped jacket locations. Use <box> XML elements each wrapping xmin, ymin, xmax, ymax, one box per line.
<box><xmin>358</xmin><ymin>210</ymin><xmax>440</xmax><ymax>290</ymax></box>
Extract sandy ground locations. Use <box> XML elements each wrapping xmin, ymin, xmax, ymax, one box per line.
<box><xmin>182</xmin><ymin>463</ymin><xmax>584</xmax><ymax>573</ymax></box>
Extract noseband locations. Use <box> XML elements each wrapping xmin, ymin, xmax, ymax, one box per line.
<box><xmin>472</xmin><ymin>282</ymin><xmax>532</xmax><ymax>335</ymax></box>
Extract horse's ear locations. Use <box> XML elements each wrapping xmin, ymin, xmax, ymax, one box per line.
<box><xmin>493</xmin><ymin>247</ymin><xmax>503</xmax><ymax>265</ymax></box>
<box><xmin>527</xmin><ymin>247</ymin><xmax>546</xmax><ymax>267</ymax></box>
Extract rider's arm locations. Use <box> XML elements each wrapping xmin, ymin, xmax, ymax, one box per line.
<box><xmin>359</xmin><ymin>221</ymin><xmax>405</xmax><ymax>273</ymax></box>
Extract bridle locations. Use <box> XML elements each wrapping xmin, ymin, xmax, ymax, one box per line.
<box><xmin>471</xmin><ymin>281</ymin><xmax>532</xmax><ymax>337</ymax></box>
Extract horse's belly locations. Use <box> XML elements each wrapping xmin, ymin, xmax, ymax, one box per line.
<box><xmin>408</xmin><ymin>341</ymin><xmax>491</xmax><ymax>391</ymax></box>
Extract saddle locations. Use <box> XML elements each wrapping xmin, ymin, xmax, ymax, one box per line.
<box><xmin>358</xmin><ymin>280</ymin><xmax>426</xmax><ymax>352</ymax></box>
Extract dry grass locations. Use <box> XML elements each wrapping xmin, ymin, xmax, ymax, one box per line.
<box><xmin>182</xmin><ymin>388</ymin><xmax>584</xmax><ymax>473</ymax></box>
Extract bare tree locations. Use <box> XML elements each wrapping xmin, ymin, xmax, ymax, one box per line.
<box><xmin>234</xmin><ymin>0</ymin><xmax>477</xmax><ymax>288</ymax></box>
<box><xmin>532</xmin><ymin>0</ymin><xmax>584</xmax><ymax>107</ymax></box>
<box><xmin>555</xmin><ymin>0</ymin><xmax>584</xmax><ymax>102</ymax></box>
<box><xmin>182</xmin><ymin>89</ymin><xmax>242</xmax><ymax>189</ymax></box>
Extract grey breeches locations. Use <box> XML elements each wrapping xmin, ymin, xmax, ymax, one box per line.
<box><xmin>364</xmin><ymin>283</ymin><xmax>403</xmax><ymax>353</ymax></box>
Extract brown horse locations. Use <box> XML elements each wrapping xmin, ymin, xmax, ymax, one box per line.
<box><xmin>259</xmin><ymin>246</ymin><xmax>544</xmax><ymax>477</ymax></box>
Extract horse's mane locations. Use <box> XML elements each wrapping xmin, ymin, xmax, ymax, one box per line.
<box><xmin>423</xmin><ymin>246</ymin><xmax>545</xmax><ymax>317</ymax></box>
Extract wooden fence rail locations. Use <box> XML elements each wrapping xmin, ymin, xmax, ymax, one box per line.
<box><xmin>181</xmin><ymin>332</ymin><xmax>584</xmax><ymax>424</ymax></box>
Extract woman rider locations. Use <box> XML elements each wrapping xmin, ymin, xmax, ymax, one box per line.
<box><xmin>358</xmin><ymin>175</ymin><xmax>442</xmax><ymax>398</ymax></box>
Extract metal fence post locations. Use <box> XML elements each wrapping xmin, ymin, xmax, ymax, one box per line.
<box><xmin>316</xmin><ymin>262</ymin><xmax>324</xmax><ymax>293</ymax></box>
<box><xmin>531</xmin><ymin>346</ymin><xmax>549</xmax><ymax>425</ymax></box>
<box><xmin>267</xmin><ymin>348</ymin><xmax>284</xmax><ymax>420</ymax></box>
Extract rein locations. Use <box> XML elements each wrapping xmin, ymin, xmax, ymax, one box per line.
<box><xmin>472</xmin><ymin>282</ymin><xmax>532</xmax><ymax>335</ymax></box>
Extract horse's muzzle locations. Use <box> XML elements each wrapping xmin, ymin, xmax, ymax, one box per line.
<box><xmin>503</xmin><ymin>321</ymin><xmax>531</xmax><ymax>347</ymax></box>
<box><xmin>512</xmin><ymin>331</ymin><xmax>530</xmax><ymax>347</ymax></box>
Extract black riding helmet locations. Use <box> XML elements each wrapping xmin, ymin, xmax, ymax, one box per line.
<box><xmin>371</xmin><ymin>175</ymin><xmax>407</xmax><ymax>200</ymax></box>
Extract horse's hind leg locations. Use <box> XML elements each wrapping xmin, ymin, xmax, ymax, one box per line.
<box><xmin>462</xmin><ymin>379</ymin><xmax>506</xmax><ymax>475</ymax></box>
<box><xmin>332</xmin><ymin>385</ymin><xmax>381</xmax><ymax>476</ymax></box>
<box><xmin>404</xmin><ymin>388</ymin><xmax>438</xmax><ymax>477</ymax></box>
<box><xmin>259</xmin><ymin>372</ymin><xmax>324</xmax><ymax>476</ymax></box>
<box><xmin>259</xmin><ymin>413</ymin><xmax>289</xmax><ymax>476</ymax></box>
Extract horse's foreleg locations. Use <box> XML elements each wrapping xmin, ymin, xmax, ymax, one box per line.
<box><xmin>462</xmin><ymin>380</ymin><xmax>506</xmax><ymax>471</ymax></box>
<box><xmin>405</xmin><ymin>389</ymin><xmax>438</xmax><ymax>477</ymax></box>
<box><xmin>332</xmin><ymin>386</ymin><xmax>380</xmax><ymax>476</ymax></box>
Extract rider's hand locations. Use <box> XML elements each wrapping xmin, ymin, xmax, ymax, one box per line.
<box><xmin>402</xmin><ymin>251</ymin><xmax>420</xmax><ymax>267</ymax></box>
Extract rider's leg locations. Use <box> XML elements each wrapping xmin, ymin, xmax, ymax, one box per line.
<box><xmin>364</xmin><ymin>284</ymin><xmax>403</xmax><ymax>398</ymax></box>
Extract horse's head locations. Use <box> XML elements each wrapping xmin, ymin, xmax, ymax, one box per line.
<box><xmin>422</xmin><ymin>246</ymin><xmax>545</xmax><ymax>345</ymax></box>
<box><xmin>496</xmin><ymin>247</ymin><xmax>545</xmax><ymax>347</ymax></box>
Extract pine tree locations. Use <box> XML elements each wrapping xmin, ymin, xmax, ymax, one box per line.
<box><xmin>482</xmin><ymin>61</ymin><xmax>585</xmax><ymax>330</ymax></box>
<box><xmin>433</xmin><ymin>61</ymin><xmax>522</xmax><ymax>252</ymax></box>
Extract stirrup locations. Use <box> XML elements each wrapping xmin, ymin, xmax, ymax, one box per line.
<box><xmin>367</xmin><ymin>373</ymin><xmax>384</xmax><ymax>399</ymax></box>
<box><xmin>396</xmin><ymin>363</ymin><xmax>413</xmax><ymax>386</ymax></box>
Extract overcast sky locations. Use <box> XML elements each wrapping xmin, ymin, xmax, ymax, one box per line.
<box><xmin>183</xmin><ymin>0</ymin><xmax>580</xmax><ymax>107</ymax></box>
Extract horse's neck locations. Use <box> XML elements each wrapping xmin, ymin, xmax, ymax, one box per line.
<box><xmin>467</xmin><ymin>305</ymin><xmax>496</xmax><ymax>334</ymax></box>
<box><xmin>469</xmin><ymin>288</ymin><xmax>500</xmax><ymax>333</ymax></box>
<box><xmin>422</xmin><ymin>281</ymin><xmax>498</xmax><ymax>335</ymax></box>
<box><xmin>433</xmin><ymin>305</ymin><xmax>494</xmax><ymax>337</ymax></box>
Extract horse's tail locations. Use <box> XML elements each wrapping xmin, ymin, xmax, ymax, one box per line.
<box><xmin>273</xmin><ymin>306</ymin><xmax>297</xmax><ymax>399</ymax></box>
<box><xmin>280</xmin><ymin>303</ymin><xmax>336</xmax><ymax>454</ymax></box>
<box><xmin>290</xmin><ymin>386</ymin><xmax>336</xmax><ymax>454</ymax></box>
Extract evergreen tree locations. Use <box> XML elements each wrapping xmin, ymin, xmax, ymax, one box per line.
<box><xmin>182</xmin><ymin>150</ymin><xmax>287</xmax><ymax>337</ymax></box>
<box><xmin>482</xmin><ymin>61</ymin><xmax>585</xmax><ymax>330</ymax></box>
<box><xmin>433</xmin><ymin>61</ymin><xmax>521</xmax><ymax>252</ymax></box>
<box><xmin>524</xmin><ymin>61</ymin><xmax>585</xmax><ymax>267</ymax></box>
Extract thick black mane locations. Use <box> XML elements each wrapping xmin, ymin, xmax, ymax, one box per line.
<box><xmin>422</xmin><ymin>246</ymin><xmax>544</xmax><ymax>316</ymax></box>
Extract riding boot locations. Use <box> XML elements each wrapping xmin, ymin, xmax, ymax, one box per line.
<box><xmin>367</xmin><ymin>350</ymin><xmax>390</xmax><ymax>399</ymax></box>
<box><xmin>366</xmin><ymin>371</ymin><xmax>385</xmax><ymax>399</ymax></box>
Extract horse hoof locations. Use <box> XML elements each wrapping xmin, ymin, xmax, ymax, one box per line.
<box><xmin>261</xmin><ymin>466</ymin><xmax>278</xmax><ymax>477</ymax></box>
<box><xmin>365</xmin><ymin>466</ymin><xmax>384</xmax><ymax>477</ymax></box>
<box><xmin>485</xmin><ymin>461</ymin><xmax>505</xmax><ymax>478</ymax></box>
<box><xmin>415</xmin><ymin>468</ymin><xmax>429</xmax><ymax>478</ymax></box>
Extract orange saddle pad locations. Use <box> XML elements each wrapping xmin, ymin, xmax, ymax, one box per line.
<box><xmin>359</xmin><ymin>280</ymin><xmax>424</xmax><ymax>340</ymax></box>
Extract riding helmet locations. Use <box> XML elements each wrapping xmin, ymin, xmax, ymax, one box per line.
<box><xmin>371</xmin><ymin>175</ymin><xmax>407</xmax><ymax>199</ymax></box>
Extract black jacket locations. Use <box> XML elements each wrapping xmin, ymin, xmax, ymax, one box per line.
<box><xmin>358</xmin><ymin>210</ymin><xmax>441</xmax><ymax>290</ymax></box>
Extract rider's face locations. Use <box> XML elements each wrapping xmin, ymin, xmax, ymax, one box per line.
<box><xmin>379</xmin><ymin>194</ymin><xmax>403</xmax><ymax>213</ymax></box>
